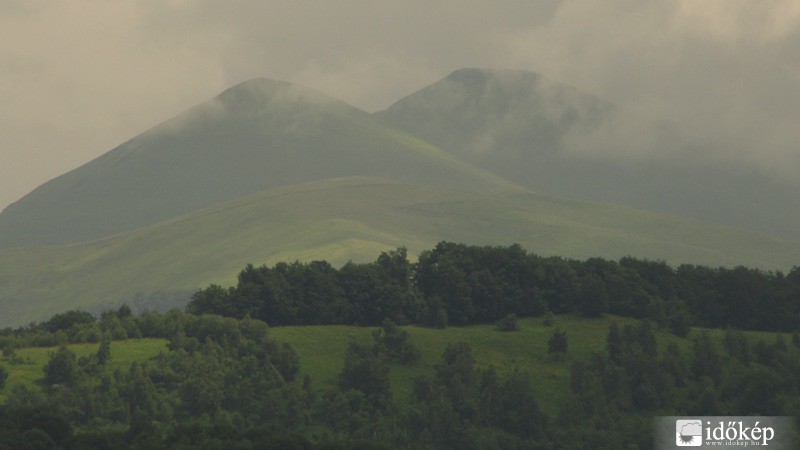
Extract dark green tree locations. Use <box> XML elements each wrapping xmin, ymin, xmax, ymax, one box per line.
<box><xmin>42</xmin><ymin>310</ymin><xmax>95</xmax><ymax>333</ymax></box>
<box><xmin>494</xmin><ymin>369</ymin><xmax>548</xmax><ymax>439</ymax></box>
<box><xmin>723</xmin><ymin>328</ymin><xmax>751</xmax><ymax>365</ymax></box>
<box><xmin>339</xmin><ymin>341</ymin><xmax>392</xmax><ymax>410</ymax></box>
<box><xmin>496</xmin><ymin>313</ymin><xmax>519</xmax><ymax>332</ymax></box>
<box><xmin>116</xmin><ymin>304</ymin><xmax>132</xmax><ymax>320</ymax></box>
<box><xmin>43</xmin><ymin>345</ymin><xmax>78</xmax><ymax>386</ymax></box>
<box><xmin>0</xmin><ymin>365</ymin><xmax>7</xmax><ymax>391</ymax></box>
<box><xmin>435</xmin><ymin>342</ymin><xmax>477</xmax><ymax>414</ymax></box>
<box><xmin>576</xmin><ymin>274</ymin><xmax>609</xmax><ymax>317</ymax></box>
<box><xmin>691</xmin><ymin>331</ymin><xmax>721</xmax><ymax>384</ymax></box>
<box><xmin>666</xmin><ymin>297</ymin><xmax>692</xmax><ymax>337</ymax></box>
<box><xmin>548</xmin><ymin>328</ymin><xmax>568</xmax><ymax>358</ymax></box>
<box><xmin>271</xmin><ymin>342</ymin><xmax>300</xmax><ymax>382</ymax></box>
<box><xmin>606</xmin><ymin>322</ymin><xmax>622</xmax><ymax>364</ymax></box>
<box><xmin>371</xmin><ymin>318</ymin><xmax>420</xmax><ymax>365</ymax></box>
<box><xmin>661</xmin><ymin>342</ymin><xmax>689</xmax><ymax>388</ymax></box>
<box><xmin>96</xmin><ymin>339</ymin><xmax>112</xmax><ymax>367</ymax></box>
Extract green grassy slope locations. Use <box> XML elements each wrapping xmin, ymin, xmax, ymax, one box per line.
<box><xmin>0</xmin><ymin>338</ymin><xmax>167</xmax><ymax>402</ymax></box>
<box><xmin>272</xmin><ymin>315</ymin><xmax>722</xmax><ymax>414</ymax></box>
<box><xmin>269</xmin><ymin>315</ymin><xmax>635</xmax><ymax>414</ymax></box>
<box><xmin>376</xmin><ymin>68</ymin><xmax>800</xmax><ymax>239</ymax></box>
<box><xmin>0</xmin><ymin>78</ymin><xmax>515</xmax><ymax>249</ymax></box>
<box><xmin>1</xmin><ymin>176</ymin><xmax>799</xmax><ymax>327</ymax></box>
<box><xmin>1</xmin><ymin>318</ymin><xmax>785</xmax><ymax>414</ymax></box>
<box><xmin>272</xmin><ymin>317</ymin><xmax>790</xmax><ymax>414</ymax></box>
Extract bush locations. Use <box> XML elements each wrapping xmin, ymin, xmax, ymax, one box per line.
<box><xmin>496</xmin><ymin>314</ymin><xmax>519</xmax><ymax>332</ymax></box>
<box><xmin>43</xmin><ymin>346</ymin><xmax>78</xmax><ymax>386</ymax></box>
<box><xmin>372</xmin><ymin>319</ymin><xmax>420</xmax><ymax>365</ymax></box>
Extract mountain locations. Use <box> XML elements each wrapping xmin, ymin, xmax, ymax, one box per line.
<box><xmin>375</xmin><ymin>68</ymin><xmax>800</xmax><ymax>239</ymax></box>
<box><xmin>2</xmin><ymin>176</ymin><xmax>800</xmax><ymax>327</ymax></box>
<box><xmin>0</xmin><ymin>78</ymin><xmax>514</xmax><ymax>248</ymax></box>
<box><xmin>1</xmin><ymin>71</ymin><xmax>799</xmax><ymax>327</ymax></box>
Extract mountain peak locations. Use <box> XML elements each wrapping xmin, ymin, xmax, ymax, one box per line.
<box><xmin>446</xmin><ymin>67</ymin><xmax>541</xmax><ymax>81</ymax></box>
<box><xmin>375</xmin><ymin>66</ymin><xmax>615</xmax><ymax>189</ymax></box>
<box><xmin>215</xmin><ymin>77</ymin><xmax>355</xmax><ymax>115</ymax></box>
<box><xmin>0</xmin><ymin>73</ymin><xmax>511</xmax><ymax>248</ymax></box>
<box><xmin>440</xmin><ymin>68</ymin><xmax>544</xmax><ymax>91</ymax></box>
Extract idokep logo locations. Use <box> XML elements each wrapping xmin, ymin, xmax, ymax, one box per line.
<box><xmin>656</xmin><ymin>416</ymin><xmax>796</xmax><ymax>449</ymax></box>
<box><xmin>675</xmin><ymin>419</ymin><xmax>703</xmax><ymax>447</ymax></box>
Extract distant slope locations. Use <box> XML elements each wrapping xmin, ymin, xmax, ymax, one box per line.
<box><xmin>0</xmin><ymin>78</ymin><xmax>515</xmax><ymax>248</ymax></box>
<box><xmin>2</xmin><ymin>176</ymin><xmax>799</xmax><ymax>327</ymax></box>
<box><xmin>376</xmin><ymin>68</ymin><xmax>611</xmax><ymax>162</ymax></box>
<box><xmin>376</xmin><ymin>68</ymin><xmax>800</xmax><ymax>239</ymax></box>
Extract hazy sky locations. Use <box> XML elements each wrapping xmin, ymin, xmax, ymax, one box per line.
<box><xmin>2</xmin><ymin>0</ymin><xmax>799</xmax><ymax>211</ymax></box>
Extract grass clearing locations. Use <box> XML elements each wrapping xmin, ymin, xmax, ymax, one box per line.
<box><xmin>273</xmin><ymin>315</ymin><xmax>665</xmax><ymax>414</ymax></box>
<box><xmin>0</xmin><ymin>317</ymin><xmax>789</xmax><ymax>415</ymax></box>
<box><xmin>0</xmin><ymin>338</ymin><xmax>167</xmax><ymax>402</ymax></box>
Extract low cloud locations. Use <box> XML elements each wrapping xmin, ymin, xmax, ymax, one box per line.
<box><xmin>500</xmin><ymin>0</ymin><xmax>800</xmax><ymax>181</ymax></box>
<box><xmin>2</xmin><ymin>1</ymin><xmax>799</xmax><ymax>210</ymax></box>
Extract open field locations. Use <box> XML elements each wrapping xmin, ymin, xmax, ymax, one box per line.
<box><xmin>272</xmin><ymin>315</ymin><xmax>667</xmax><ymax>414</ymax></box>
<box><xmin>1</xmin><ymin>316</ymin><xmax>789</xmax><ymax>414</ymax></box>
<box><xmin>0</xmin><ymin>338</ymin><xmax>168</xmax><ymax>402</ymax></box>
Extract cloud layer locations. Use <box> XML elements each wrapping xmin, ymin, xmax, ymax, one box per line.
<box><xmin>2</xmin><ymin>1</ymin><xmax>798</xmax><ymax>210</ymax></box>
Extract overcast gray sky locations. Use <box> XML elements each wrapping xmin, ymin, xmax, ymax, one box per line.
<box><xmin>2</xmin><ymin>0</ymin><xmax>799</xmax><ymax>211</ymax></box>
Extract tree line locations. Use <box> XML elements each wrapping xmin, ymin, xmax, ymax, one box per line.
<box><xmin>188</xmin><ymin>242</ymin><xmax>800</xmax><ymax>333</ymax></box>
<box><xmin>3</xmin><ymin>309</ymin><xmax>800</xmax><ymax>448</ymax></box>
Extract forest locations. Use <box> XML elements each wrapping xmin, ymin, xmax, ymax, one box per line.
<box><xmin>1</xmin><ymin>242</ymin><xmax>799</xmax><ymax>449</ymax></box>
<box><xmin>189</xmin><ymin>242</ymin><xmax>800</xmax><ymax>333</ymax></box>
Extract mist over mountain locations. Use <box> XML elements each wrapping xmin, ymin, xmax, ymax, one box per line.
<box><xmin>0</xmin><ymin>78</ymin><xmax>513</xmax><ymax>248</ymax></box>
<box><xmin>376</xmin><ymin>68</ymin><xmax>800</xmax><ymax>239</ymax></box>
<box><xmin>1</xmin><ymin>69</ymin><xmax>799</xmax><ymax>326</ymax></box>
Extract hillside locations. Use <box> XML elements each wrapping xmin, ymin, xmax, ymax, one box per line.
<box><xmin>0</xmin><ymin>78</ymin><xmax>514</xmax><ymax>248</ymax></box>
<box><xmin>376</xmin><ymin>68</ymin><xmax>800</xmax><ymax>239</ymax></box>
<box><xmin>1</xmin><ymin>316</ymin><xmax>788</xmax><ymax>414</ymax></box>
<box><xmin>2</xmin><ymin>176</ymin><xmax>800</xmax><ymax>327</ymax></box>
<box><xmin>2</xmin><ymin>71</ymin><xmax>800</xmax><ymax>327</ymax></box>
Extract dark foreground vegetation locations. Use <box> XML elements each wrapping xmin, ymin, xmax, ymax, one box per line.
<box><xmin>189</xmin><ymin>242</ymin><xmax>800</xmax><ymax>333</ymax></box>
<box><xmin>1</xmin><ymin>242</ymin><xmax>799</xmax><ymax>449</ymax></box>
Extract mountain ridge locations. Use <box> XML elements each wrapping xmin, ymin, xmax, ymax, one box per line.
<box><xmin>1</xmin><ymin>69</ymin><xmax>799</xmax><ymax>326</ymax></box>
<box><xmin>0</xmin><ymin>76</ymin><xmax>519</xmax><ymax>248</ymax></box>
<box><xmin>376</xmin><ymin>68</ymin><xmax>800</xmax><ymax>239</ymax></box>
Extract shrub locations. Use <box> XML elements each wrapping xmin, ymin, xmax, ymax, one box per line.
<box><xmin>496</xmin><ymin>314</ymin><xmax>519</xmax><ymax>332</ymax></box>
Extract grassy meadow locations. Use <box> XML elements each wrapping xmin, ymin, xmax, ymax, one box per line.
<box><xmin>4</xmin><ymin>177</ymin><xmax>800</xmax><ymax>328</ymax></box>
<box><xmin>0</xmin><ymin>338</ymin><xmax>167</xmax><ymax>402</ymax></box>
<box><xmin>3</xmin><ymin>315</ymin><xmax>789</xmax><ymax>415</ymax></box>
<box><xmin>272</xmin><ymin>315</ymin><xmax>664</xmax><ymax>414</ymax></box>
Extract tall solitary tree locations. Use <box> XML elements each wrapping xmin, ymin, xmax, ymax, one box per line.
<box><xmin>44</xmin><ymin>346</ymin><xmax>78</xmax><ymax>386</ymax></box>
<box><xmin>0</xmin><ymin>365</ymin><xmax>8</xmax><ymax>391</ymax></box>
<box><xmin>548</xmin><ymin>328</ymin><xmax>568</xmax><ymax>358</ymax></box>
<box><xmin>96</xmin><ymin>339</ymin><xmax>112</xmax><ymax>367</ymax></box>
